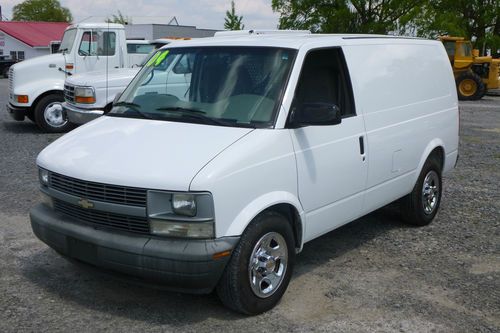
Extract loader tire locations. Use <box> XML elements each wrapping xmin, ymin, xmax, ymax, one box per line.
<box><xmin>456</xmin><ymin>72</ymin><xmax>486</xmax><ymax>100</ymax></box>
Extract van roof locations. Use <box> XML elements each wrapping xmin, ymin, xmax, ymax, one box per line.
<box><xmin>164</xmin><ymin>30</ymin><xmax>434</xmax><ymax>50</ymax></box>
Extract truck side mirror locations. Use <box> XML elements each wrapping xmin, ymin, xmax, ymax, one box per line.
<box><xmin>289</xmin><ymin>103</ymin><xmax>342</xmax><ymax>128</ymax></box>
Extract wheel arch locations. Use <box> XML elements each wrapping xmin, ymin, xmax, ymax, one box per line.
<box><xmin>224</xmin><ymin>192</ymin><xmax>306</xmax><ymax>252</ymax></box>
<box><xmin>32</xmin><ymin>90</ymin><xmax>64</xmax><ymax>110</ymax></box>
<box><xmin>414</xmin><ymin>141</ymin><xmax>446</xmax><ymax>185</ymax></box>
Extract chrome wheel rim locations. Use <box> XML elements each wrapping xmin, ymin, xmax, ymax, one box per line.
<box><xmin>422</xmin><ymin>170</ymin><xmax>440</xmax><ymax>215</ymax></box>
<box><xmin>43</xmin><ymin>102</ymin><xmax>67</xmax><ymax>128</ymax></box>
<box><xmin>248</xmin><ymin>232</ymin><xmax>288</xmax><ymax>298</ymax></box>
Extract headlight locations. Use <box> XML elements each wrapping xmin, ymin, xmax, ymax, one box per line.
<box><xmin>147</xmin><ymin>191</ymin><xmax>215</xmax><ymax>239</ymax></box>
<box><xmin>74</xmin><ymin>86</ymin><xmax>96</xmax><ymax>104</ymax></box>
<box><xmin>39</xmin><ymin>168</ymin><xmax>49</xmax><ymax>186</ymax></box>
<box><xmin>172</xmin><ymin>193</ymin><xmax>196</xmax><ymax>217</ymax></box>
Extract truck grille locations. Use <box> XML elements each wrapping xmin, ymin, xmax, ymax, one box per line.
<box><xmin>54</xmin><ymin>199</ymin><xmax>150</xmax><ymax>234</ymax></box>
<box><xmin>8</xmin><ymin>67</ymin><xmax>14</xmax><ymax>92</ymax></box>
<box><xmin>50</xmin><ymin>172</ymin><xmax>147</xmax><ymax>207</ymax></box>
<box><xmin>64</xmin><ymin>84</ymin><xmax>75</xmax><ymax>103</ymax></box>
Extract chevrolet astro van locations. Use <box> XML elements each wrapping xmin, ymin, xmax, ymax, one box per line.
<box><xmin>30</xmin><ymin>31</ymin><xmax>459</xmax><ymax>314</ymax></box>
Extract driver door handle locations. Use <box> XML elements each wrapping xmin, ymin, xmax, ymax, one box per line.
<box><xmin>359</xmin><ymin>136</ymin><xmax>366</xmax><ymax>161</ymax></box>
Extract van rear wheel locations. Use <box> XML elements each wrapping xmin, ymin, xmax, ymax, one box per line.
<box><xmin>400</xmin><ymin>156</ymin><xmax>442</xmax><ymax>226</ymax></box>
<box><xmin>216</xmin><ymin>211</ymin><xmax>295</xmax><ymax>315</ymax></box>
<box><xmin>34</xmin><ymin>94</ymin><xmax>72</xmax><ymax>133</ymax></box>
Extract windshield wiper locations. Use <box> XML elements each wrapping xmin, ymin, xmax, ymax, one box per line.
<box><xmin>156</xmin><ymin>106</ymin><xmax>206</xmax><ymax>114</ymax></box>
<box><xmin>112</xmin><ymin>102</ymin><xmax>153</xmax><ymax>119</ymax></box>
<box><xmin>155</xmin><ymin>107</ymin><xmax>236</xmax><ymax>126</ymax></box>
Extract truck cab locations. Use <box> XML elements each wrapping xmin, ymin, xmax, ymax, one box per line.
<box><xmin>7</xmin><ymin>23</ymin><xmax>132</xmax><ymax>132</ymax></box>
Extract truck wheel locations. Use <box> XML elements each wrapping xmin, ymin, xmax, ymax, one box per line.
<box><xmin>34</xmin><ymin>94</ymin><xmax>72</xmax><ymax>133</ymax></box>
<box><xmin>217</xmin><ymin>211</ymin><xmax>295</xmax><ymax>315</ymax></box>
<box><xmin>400</xmin><ymin>156</ymin><xmax>442</xmax><ymax>226</ymax></box>
<box><xmin>27</xmin><ymin>111</ymin><xmax>35</xmax><ymax>123</ymax></box>
<box><xmin>456</xmin><ymin>72</ymin><xmax>486</xmax><ymax>100</ymax></box>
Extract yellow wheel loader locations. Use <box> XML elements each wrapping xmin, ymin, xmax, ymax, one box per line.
<box><xmin>440</xmin><ymin>36</ymin><xmax>500</xmax><ymax>100</ymax></box>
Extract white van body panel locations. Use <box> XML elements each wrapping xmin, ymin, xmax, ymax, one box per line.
<box><xmin>341</xmin><ymin>41</ymin><xmax>458</xmax><ymax>216</ymax></box>
<box><xmin>190</xmin><ymin>129</ymin><xmax>299</xmax><ymax>238</ymax></box>
<box><xmin>37</xmin><ymin>117</ymin><xmax>252</xmax><ymax>191</ymax></box>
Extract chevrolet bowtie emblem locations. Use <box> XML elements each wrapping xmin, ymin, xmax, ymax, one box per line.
<box><xmin>78</xmin><ymin>198</ymin><xmax>94</xmax><ymax>209</ymax></box>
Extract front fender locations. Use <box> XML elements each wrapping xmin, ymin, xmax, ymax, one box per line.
<box><xmin>14</xmin><ymin>78</ymin><xmax>65</xmax><ymax>107</ymax></box>
<box><xmin>224</xmin><ymin>191</ymin><xmax>306</xmax><ymax>247</ymax></box>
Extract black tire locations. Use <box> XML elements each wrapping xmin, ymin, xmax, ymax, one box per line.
<box><xmin>34</xmin><ymin>93</ymin><xmax>72</xmax><ymax>133</ymax></box>
<box><xmin>26</xmin><ymin>111</ymin><xmax>36</xmax><ymax>123</ymax></box>
<box><xmin>400</xmin><ymin>155</ymin><xmax>442</xmax><ymax>226</ymax></box>
<box><xmin>216</xmin><ymin>211</ymin><xmax>295</xmax><ymax>315</ymax></box>
<box><xmin>456</xmin><ymin>71</ymin><xmax>486</xmax><ymax>100</ymax></box>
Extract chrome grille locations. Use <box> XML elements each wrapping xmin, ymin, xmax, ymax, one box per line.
<box><xmin>50</xmin><ymin>172</ymin><xmax>147</xmax><ymax>207</ymax></box>
<box><xmin>64</xmin><ymin>84</ymin><xmax>75</xmax><ymax>103</ymax></box>
<box><xmin>54</xmin><ymin>199</ymin><xmax>150</xmax><ymax>234</ymax></box>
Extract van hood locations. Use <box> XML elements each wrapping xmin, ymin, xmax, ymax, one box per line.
<box><xmin>66</xmin><ymin>68</ymin><xmax>141</xmax><ymax>88</ymax></box>
<box><xmin>37</xmin><ymin>116</ymin><xmax>253</xmax><ymax>191</ymax></box>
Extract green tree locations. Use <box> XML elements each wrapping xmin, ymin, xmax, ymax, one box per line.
<box><xmin>271</xmin><ymin>0</ymin><xmax>426</xmax><ymax>34</ymax></box>
<box><xmin>224</xmin><ymin>1</ymin><xmax>244</xmax><ymax>30</ymax></box>
<box><xmin>106</xmin><ymin>10</ymin><xmax>132</xmax><ymax>25</ymax></box>
<box><xmin>414</xmin><ymin>0</ymin><xmax>500</xmax><ymax>55</ymax></box>
<box><xmin>13</xmin><ymin>0</ymin><xmax>72</xmax><ymax>22</ymax></box>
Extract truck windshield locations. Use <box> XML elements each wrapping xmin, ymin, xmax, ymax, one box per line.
<box><xmin>109</xmin><ymin>46</ymin><xmax>297</xmax><ymax>128</ymax></box>
<box><xmin>59</xmin><ymin>29</ymin><xmax>77</xmax><ymax>53</ymax></box>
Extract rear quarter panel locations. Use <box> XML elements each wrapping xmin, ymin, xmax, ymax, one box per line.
<box><xmin>342</xmin><ymin>40</ymin><xmax>459</xmax><ymax>213</ymax></box>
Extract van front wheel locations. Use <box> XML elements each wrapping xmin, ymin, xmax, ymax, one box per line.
<box><xmin>216</xmin><ymin>211</ymin><xmax>295</xmax><ymax>315</ymax></box>
<box><xmin>401</xmin><ymin>156</ymin><xmax>442</xmax><ymax>226</ymax></box>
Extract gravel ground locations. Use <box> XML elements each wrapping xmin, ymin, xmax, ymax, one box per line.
<box><xmin>0</xmin><ymin>78</ymin><xmax>498</xmax><ymax>332</ymax></box>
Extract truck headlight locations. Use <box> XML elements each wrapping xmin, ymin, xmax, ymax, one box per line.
<box><xmin>147</xmin><ymin>191</ymin><xmax>215</xmax><ymax>238</ymax></box>
<box><xmin>39</xmin><ymin>168</ymin><xmax>49</xmax><ymax>187</ymax></box>
<box><xmin>74</xmin><ymin>86</ymin><xmax>96</xmax><ymax>104</ymax></box>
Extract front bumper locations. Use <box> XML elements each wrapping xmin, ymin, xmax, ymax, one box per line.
<box><xmin>63</xmin><ymin>102</ymin><xmax>104</xmax><ymax>125</ymax></box>
<box><xmin>7</xmin><ymin>102</ymin><xmax>30</xmax><ymax>121</ymax></box>
<box><xmin>30</xmin><ymin>203</ymin><xmax>239</xmax><ymax>293</ymax></box>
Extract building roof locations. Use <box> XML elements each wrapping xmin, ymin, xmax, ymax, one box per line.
<box><xmin>0</xmin><ymin>21</ymin><xmax>69</xmax><ymax>47</ymax></box>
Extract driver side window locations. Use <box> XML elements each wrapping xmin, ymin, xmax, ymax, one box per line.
<box><xmin>78</xmin><ymin>31</ymin><xmax>116</xmax><ymax>56</ymax></box>
<box><xmin>292</xmin><ymin>48</ymin><xmax>355</xmax><ymax>118</ymax></box>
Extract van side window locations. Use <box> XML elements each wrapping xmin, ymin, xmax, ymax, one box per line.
<box><xmin>292</xmin><ymin>48</ymin><xmax>355</xmax><ymax>117</ymax></box>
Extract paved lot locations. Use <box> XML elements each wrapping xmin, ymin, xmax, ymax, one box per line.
<box><xmin>0</xmin><ymin>78</ymin><xmax>498</xmax><ymax>332</ymax></box>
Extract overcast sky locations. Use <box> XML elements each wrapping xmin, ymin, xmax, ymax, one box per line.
<box><xmin>1</xmin><ymin>0</ymin><xmax>280</xmax><ymax>30</ymax></box>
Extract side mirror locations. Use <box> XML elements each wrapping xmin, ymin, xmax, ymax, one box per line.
<box><xmin>290</xmin><ymin>103</ymin><xmax>342</xmax><ymax>128</ymax></box>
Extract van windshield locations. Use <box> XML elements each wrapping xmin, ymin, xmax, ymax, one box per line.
<box><xmin>59</xmin><ymin>29</ymin><xmax>77</xmax><ymax>53</ymax></box>
<box><xmin>109</xmin><ymin>47</ymin><xmax>297</xmax><ymax>128</ymax></box>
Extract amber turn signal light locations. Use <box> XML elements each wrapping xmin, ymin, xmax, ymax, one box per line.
<box><xmin>16</xmin><ymin>95</ymin><xmax>29</xmax><ymax>103</ymax></box>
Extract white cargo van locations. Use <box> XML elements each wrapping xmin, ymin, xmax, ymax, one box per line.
<box><xmin>30</xmin><ymin>31</ymin><xmax>459</xmax><ymax>314</ymax></box>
